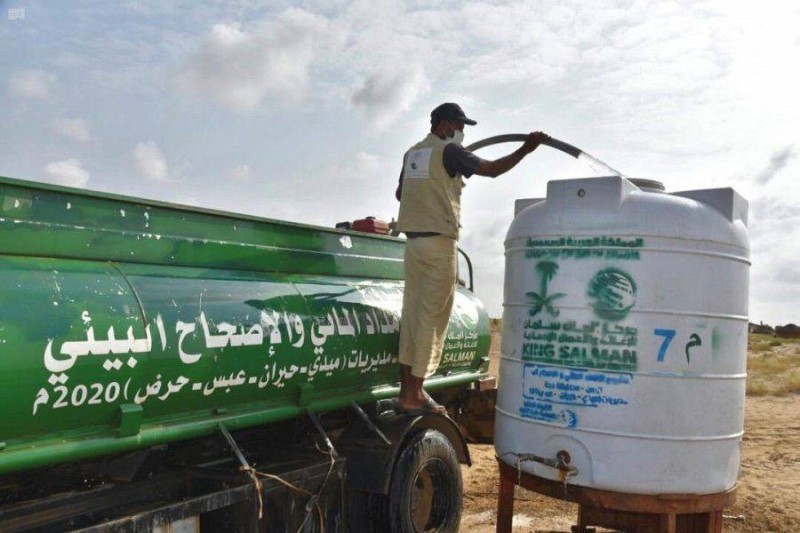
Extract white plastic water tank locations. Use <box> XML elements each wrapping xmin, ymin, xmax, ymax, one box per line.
<box><xmin>495</xmin><ymin>176</ymin><xmax>749</xmax><ymax>495</ymax></box>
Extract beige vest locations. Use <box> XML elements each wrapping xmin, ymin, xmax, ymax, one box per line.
<box><xmin>396</xmin><ymin>134</ymin><xmax>464</xmax><ymax>239</ymax></box>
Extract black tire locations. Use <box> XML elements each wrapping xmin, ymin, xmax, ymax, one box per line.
<box><xmin>387</xmin><ymin>429</ymin><xmax>463</xmax><ymax>532</ymax></box>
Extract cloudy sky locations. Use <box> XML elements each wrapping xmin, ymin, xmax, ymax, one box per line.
<box><xmin>1</xmin><ymin>1</ymin><xmax>798</xmax><ymax>325</ymax></box>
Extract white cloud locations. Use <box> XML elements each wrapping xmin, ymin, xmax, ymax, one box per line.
<box><xmin>134</xmin><ymin>141</ymin><xmax>170</xmax><ymax>181</ymax></box>
<box><xmin>9</xmin><ymin>70</ymin><xmax>57</xmax><ymax>99</ymax></box>
<box><xmin>460</xmin><ymin>214</ymin><xmax>510</xmax><ymax>314</ymax></box>
<box><xmin>231</xmin><ymin>164</ymin><xmax>252</xmax><ymax>181</ymax></box>
<box><xmin>44</xmin><ymin>159</ymin><xmax>90</xmax><ymax>188</ymax></box>
<box><xmin>351</xmin><ymin>66</ymin><xmax>430</xmax><ymax>130</ymax></box>
<box><xmin>755</xmin><ymin>145</ymin><xmax>796</xmax><ymax>185</ymax></box>
<box><xmin>176</xmin><ymin>9</ymin><xmax>330</xmax><ymax>112</ymax></box>
<box><xmin>291</xmin><ymin>151</ymin><xmax>395</xmax><ymax>226</ymax></box>
<box><xmin>747</xmin><ymin>194</ymin><xmax>800</xmax><ymax>325</ymax></box>
<box><xmin>328</xmin><ymin>151</ymin><xmax>383</xmax><ymax>183</ymax></box>
<box><xmin>51</xmin><ymin>118</ymin><xmax>92</xmax><ymax>142</ymax></box>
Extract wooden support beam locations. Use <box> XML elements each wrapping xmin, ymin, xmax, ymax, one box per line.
<box><xmin>495</xmin><ymin>457</ymin><xmax>733</xmax><ymax>533</ymax></box>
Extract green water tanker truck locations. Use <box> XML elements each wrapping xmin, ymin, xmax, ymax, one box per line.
<box><xmin>0</xmin><ymin>175</ymin><xmax>493</xmax><ymax>532</ymax></box>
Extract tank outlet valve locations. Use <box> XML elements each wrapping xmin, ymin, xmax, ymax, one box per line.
<box><xmin>514</xmin><ymin>451</ymin><xmax>579</xmax><ymax>477</ymax></box>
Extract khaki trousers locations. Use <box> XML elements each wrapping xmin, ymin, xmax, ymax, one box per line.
<box><xmin>398</xmin><ymin>235</ymin><xmax>457</xmax><ymax>378</ymax></box>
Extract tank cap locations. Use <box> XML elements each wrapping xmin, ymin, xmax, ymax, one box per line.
<box><xmin>629</xmin><ymin>178</ymin><xmax>665</xmax><ymax>192</ymax></box>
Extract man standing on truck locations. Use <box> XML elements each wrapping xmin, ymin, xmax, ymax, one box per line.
<box><xmin>394</xmin><ymin>102</ymin><xmax>549</xmax><ymax>414</ymax></box>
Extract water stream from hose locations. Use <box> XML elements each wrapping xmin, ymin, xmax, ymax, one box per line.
<box><xmin>465</xmin><ymin>134</ymin><xmax>627</xmax><ymax>179</ymax></box>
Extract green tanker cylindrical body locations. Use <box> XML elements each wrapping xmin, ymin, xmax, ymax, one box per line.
<box><xmin>0</xmin><ymin>176</ymin><xmax>490</xmax><ymax>475</ymax></box>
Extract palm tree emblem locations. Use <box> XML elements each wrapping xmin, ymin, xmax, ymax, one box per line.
<box><xmin>526</xmin><ymin>261</ymin><xmax>566</xmax><ymax>317</ymax></box>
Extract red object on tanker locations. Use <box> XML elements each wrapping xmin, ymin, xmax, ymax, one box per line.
<box><xmin>351</xmin><ymin>217</ymin><xmax>391</xmax><ymax>235</ymax></box>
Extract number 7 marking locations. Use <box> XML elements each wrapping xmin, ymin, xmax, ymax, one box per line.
<box><xmin>654</xmin><ymin>329</ymin><xmax>676</xmax><ymax>362</ymax></box>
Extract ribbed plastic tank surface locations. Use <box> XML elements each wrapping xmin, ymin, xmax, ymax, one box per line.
<box><xmin>494</xmin><ymin>176</ymin><xmax>750</xmax><ymax>495</ymax></box>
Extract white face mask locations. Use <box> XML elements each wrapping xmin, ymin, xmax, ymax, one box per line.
<box><xmin>451</xmin><ymin>129</ymin><xmax>465</xmax><ymax>144</ymax></box>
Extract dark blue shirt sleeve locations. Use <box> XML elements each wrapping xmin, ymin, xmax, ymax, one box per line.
<box><xmin>443</xmin><ymin>143</ymin><xmax>481</xmax><ymax>178</ymax></box>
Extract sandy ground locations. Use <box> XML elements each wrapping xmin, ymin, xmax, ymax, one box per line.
<box><xmin>459</xmin><ymin>326</ymin><xmax>800</xmax><ymax>532</ymax></box>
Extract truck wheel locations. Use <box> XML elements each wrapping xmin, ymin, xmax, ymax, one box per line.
<box><xmin>388</xmin><ymin>429</ymin><xmax>462</xmax><ymax>532</ymax></box>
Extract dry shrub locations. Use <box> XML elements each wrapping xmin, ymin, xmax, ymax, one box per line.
<box><xmin>746</xmin><ymin>379</ymin><xmax>770</xmax><ymax>396</ymax></box>
<box><xmin>748</xmin><ymin>354</ymin><xmax>791</xmax><ymax>375</ymax></box>
<box><xmin>746</xmin><ymin>334</ymin><xmax>800</xmax><ymax>396</ymax></box>
<box><xmin>785</xmin><ymin>369</ymin><xmax>800</xmax><ymax>394</ymax></box>
<box><xmin>748</xmin><ymin>333</ymin><xmax>777</xmax><ymax>354</ymax></box>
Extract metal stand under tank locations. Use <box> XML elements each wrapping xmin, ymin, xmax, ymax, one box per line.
<box><xmin>495</xmin><ymin>458</ymin><xmax>737</xmax><ymax>533</ymax></box>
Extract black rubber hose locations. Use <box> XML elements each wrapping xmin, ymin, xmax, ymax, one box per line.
<box><xmin>465</xmin><ymin>134</ymin><xmax>582</xmax><ymax>158</ymax></box>
<box><xmin>463</xmin><ymin>134</ymin><xmax>668</xmax><ymax>190</ymax></box>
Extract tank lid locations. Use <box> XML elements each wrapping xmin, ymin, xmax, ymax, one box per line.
<box><xmin>629</xmin><ymin>178</ymin><xmax>665</xmax><ymax>192</ymax></box>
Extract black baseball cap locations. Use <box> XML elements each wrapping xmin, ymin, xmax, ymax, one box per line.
<box><xmin>430</xmin><ymin>103</ymin><xmax>477</xmax><ymax>126</ymax></box>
